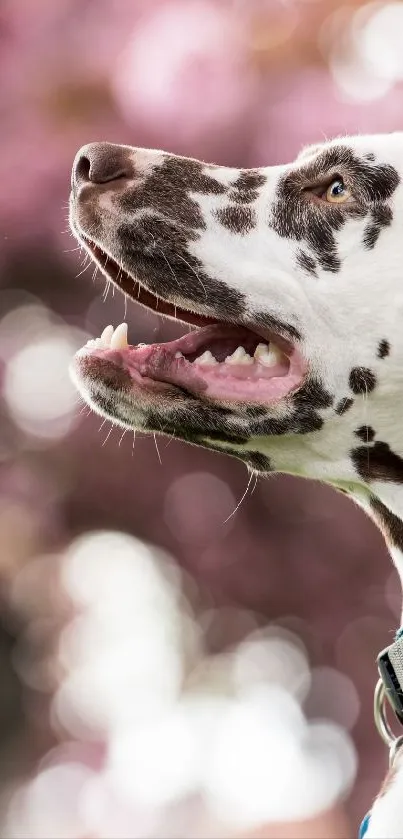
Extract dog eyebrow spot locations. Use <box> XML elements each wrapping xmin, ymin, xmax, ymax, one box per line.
<box><xmin>349</xmin><ymin>366</ymin><xmax>377</xmax><ymax>394</ymax></box>
<box><xmin>378</xmin><ymin>339</ymin><xmax>390</xmax><ymax>358</ymax></box>
<box><xmin>355</xmin><ymin>425</ymin><xmax>375</xmax><ymax>442</ymax></box>
<box><xmin>215</xmin><ymin>205</ymin><xmax>257</xmax><ymax>234</ymax></box>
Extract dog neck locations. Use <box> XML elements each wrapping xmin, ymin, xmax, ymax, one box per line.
<box><xmin>248</xmin><ymin>386</ymin><xmax>403</xmax><ymax>591</ymax></box>
<box><xmin>358</xmin><ymin>489</ymin><xmax>403</xmax><ymax>587</ymax></box>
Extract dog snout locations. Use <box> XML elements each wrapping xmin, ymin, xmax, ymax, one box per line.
<box><xmin>72</xmin><ymin>142</ymin><xmax>133</xmax><ymax>190</ymax></box>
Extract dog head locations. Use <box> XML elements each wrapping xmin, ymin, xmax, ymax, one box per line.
<box><xmin>69</xmin><ymin>134</ymin><xmax>403</xmax><ymax>487</ymax></box>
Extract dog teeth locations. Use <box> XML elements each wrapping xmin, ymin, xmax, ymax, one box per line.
<box><xmin>196</xmin><ymin>350</ymin><xmax>218</xmax><ymax>366</ymax></box>
<box><xmin>100</xmin><ymin>324</ymin><xmax>114</xmax><ymax>346</ymax></box>
<box><xmin>110</xmin><ymin>322</ymin><xmax>128</xmax><ymax>349</ymax></box>
<box><xmin>85</xmin><ymin>338</ymin><xmax>103</xmax><ymax>349</ymax></box>
<box><xmin>85</xmin><ymin>322</ymin><xmax>130</xmax><ymax>350</ymax></box>
<box><xmin>175</xmin><ymin>351</ymin><xmax>184</xmax><ymax>359</ymax></box>
<box><xmin>254</xmin><ymin>342</ymin><xmax>282</xmax><ymax>366</ymax></box>
<box><xmin>225</xmin><ymin>346</ymin><xmax>254</xmax><ymax>366</ymax></box>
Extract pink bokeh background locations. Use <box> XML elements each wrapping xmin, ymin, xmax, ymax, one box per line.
<box><xmin>1</xmin><ymin>0</ymin><xmax>403</xmax><ymax>835</ymax></box>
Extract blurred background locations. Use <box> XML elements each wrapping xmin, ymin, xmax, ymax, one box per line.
<box><xmin>1</xmin><ymin>0</ymin><xmax>403</xmax><ymax>835</ymax></box>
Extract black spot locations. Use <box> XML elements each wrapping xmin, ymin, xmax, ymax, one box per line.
<box><xmin>215</xmin><ymin>205</ymin><xmax>256</xmax><ymax>234</ymax></box>
<box><xmin>370</xmin><ymin>497</ymin><xmax>403</xmax><ymax>552</ymax></box>
<box><xmin>351</xmin><ymin>441</ymin><xmax>403</xmax><ymax>483</ymax></box>
<box><xmin>144</xmin><ymin>406</ymin><xmax>274</xmax><ymax>470</ymax></box>
<box><xmin>378</xmin><ymin>339</ymin><xmax>390</xmax><ymax>359</ymax></box>
<box><xmin>355</xmin><ymin>425</ymin><xmax>375</xmax><ymax>442</ymax></box>
<box><xmin>363</xmin><ymin>205</ymin><xmax>392</xmax><ymax>249</ymax></box>
<box><xmin>228</xmin><ymin>171</ymin><xmax>267</xmax><ymax>204</ymax></box>
<box><xmin>145</xmin><ymin>404</ymin><xmax>251</xmax><ymax>449</ymax></box>
<box><xmin>252</xmin><ymin>412</ymin><xmax>324</xmax><ymax>435</ymax></box>
<box><xmin>296</xmin><ymin>249</ymin><xmax>317</xmax><ymax>276</ymax></box>
<box><xmin>294</xmin><ymin>378</ymin><xmax>334</xmax><ymax>410</ymax></box>
<box><xmin>349</xmin><ymin>367</ymin><xmax>376</xmax><ymax>395</ymax></box>
<box><xmin>250</xmin><ymin>378</ymin><xmax>332</xmax><ymax>436</ymax></box>
<box><xmin>335</xmin><ymin>397</ymin><xmax>354</xmax><ymax>415</ymax></box>
<box><xmin>365</xmin><ymin>153</ymin><xmax>376</xmax><ymax>162</ymax></box>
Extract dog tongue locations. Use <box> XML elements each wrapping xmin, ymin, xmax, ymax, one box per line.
<box><xmin>79</xmin><ymin>322</ymin><xmax>307</xmax><ymax>404</ymax></box>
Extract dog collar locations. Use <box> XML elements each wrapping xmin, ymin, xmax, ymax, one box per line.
<box><xmin>360</xmin><ymin>628</ymin><xmax>403</xmax><ymax>838</ymax></box>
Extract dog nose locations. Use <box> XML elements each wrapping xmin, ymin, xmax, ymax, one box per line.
<box><xmin>72</xmin><ymin>142</ymin><xmax>132</xmax><ymax>189</ymax></box>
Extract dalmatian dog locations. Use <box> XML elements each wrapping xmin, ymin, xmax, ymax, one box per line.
<box><xmin>70</xmin><ymin>134</ymin><xmax>403</xmax><ymax>837</ymax></box>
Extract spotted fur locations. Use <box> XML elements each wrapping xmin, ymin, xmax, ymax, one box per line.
<box><xmin>70</xmin><ymin>131</ymin><xmax>403</xmax><ymax>839</ymax></box>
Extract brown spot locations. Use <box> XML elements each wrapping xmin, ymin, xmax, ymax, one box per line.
<box><xmin>81</xmin><ymin>355</ymin><xmax>132</xmax><ymax>391</ymax></box>
<box><xmin>215</xmin><ymin>205</ymin><xmax>256</xmax><ymax>234</ymax></box>
<box><xmin>228</xmin><ymin>170</ymin><xmax>266</xmax><ymax>204</ymax></box>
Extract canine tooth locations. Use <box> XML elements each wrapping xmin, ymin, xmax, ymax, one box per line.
<box><xmin>197</xmin><ymin>350</ymin><xmax>218</xmax><ymax>365</ymax></box>
<box><xmin>175</xmin><ymin>351</ymin><xmax>184</xmax><ymax>359</ymax></box>
<box><xmin>101</xmin><ymin>324</ymin><xmax>114</xmax><ymax>346</ymax></box>
<box><xmin>254</xmin><ymin>342</ymin><xmax>282</xmax><ymax>366</ymax></box>
<box><xmin>110</xmin><ymin>322</ymin><xmax>128</xmax><ymax>349</ymax></box>
<box><xmin>225</xmin><ymin>346</ymin><xmax>253</xmax><ymax>365</ymax></box>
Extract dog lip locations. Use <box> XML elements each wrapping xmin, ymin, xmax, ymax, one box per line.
<box><xmin>78</xmin><ymin>233</ymin><xmax>219</xmax><ymax>329</ymax></box>
<box><xmin>74</xmin><ymin>231</ymin><xmax>298</xmax><ymax>350</ymax></box>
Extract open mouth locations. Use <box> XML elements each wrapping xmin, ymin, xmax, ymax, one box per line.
<box><xmin>76</xmin><ymin>237</ymin><xmax>307</xmax><ymax>405</ymax></box>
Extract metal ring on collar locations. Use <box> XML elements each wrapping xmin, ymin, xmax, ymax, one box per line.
<box><xmin>374</xmin><ymin>679</ymin><xmax>397</xmax><ymax>748</ymax></box>
<box><xmin>374</xmin><ymin>679</ymin><xmax>403</xmax><ymax>765</ymax></box>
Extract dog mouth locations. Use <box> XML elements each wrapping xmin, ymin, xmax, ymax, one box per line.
<box><xmin>75</xmin><ymin>237</ymin><xmax>307</xmax><ymax>405</ymax></box>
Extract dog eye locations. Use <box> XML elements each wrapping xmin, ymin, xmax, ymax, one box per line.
<box><xmin>325</xmin><ymin>178</ymin><xmax>351</xmax><ymax>204</ymax></box>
